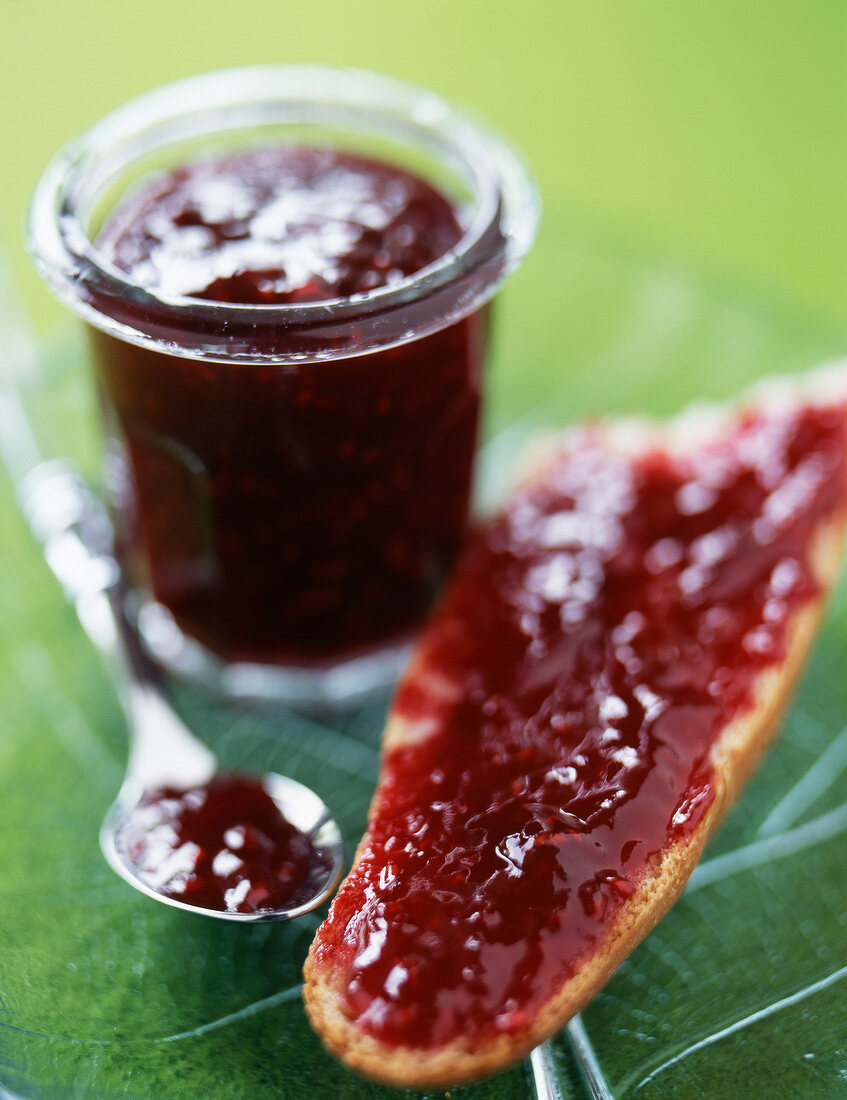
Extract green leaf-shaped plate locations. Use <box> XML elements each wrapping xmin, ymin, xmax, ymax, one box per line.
<box><xmin>1</xmin><ymin>224</ymin><xmax>846</xmax><ymax>1098</ymax></box>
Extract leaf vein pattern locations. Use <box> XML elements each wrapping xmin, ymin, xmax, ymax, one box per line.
<box><xmin>687</xmin><ymin>800</ymin><xmax>847</xmax><ymax>893</ymax></box>
<box><xmin>632</xmin><ymin>963</ymin><xmax>847</xmax><ymax>1091</ymax></box>
<box><xmin>758</xmin><ymin>718</ymin><xmax>847</xmax><ymax>837</ymax></box>
<box><xmin>0</xmin><ymin>985</ymin><xmax>304</xmax><ymax>1048</ymax></box>
<box><xmin>153</xmin><ymin>984</ymin><xmax>303</xmax><ymax>1043</ymax></box>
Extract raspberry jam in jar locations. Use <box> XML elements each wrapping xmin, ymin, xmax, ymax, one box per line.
<box><xmin>93</xmin><ymin>146</ymin><xmax>477</xmax><ymax>665</ymax></box>
<box><xmin>29</xmin><ymin>68</ymin><xmax>538</xmax><ymax>705</ymax></box>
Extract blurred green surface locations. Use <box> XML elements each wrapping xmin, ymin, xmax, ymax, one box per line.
<box><xmin>2</xmin><ymin>1</ymin><xmax>847</xmax><ymax>333</ymax></box>
<box><xmin>2</xmin><ymin>4</ymin><xmax>847</xmax><ymax>1098</ymax></box>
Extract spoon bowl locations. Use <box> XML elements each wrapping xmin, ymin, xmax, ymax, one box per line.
<box><xmin>21</xmin><ymin>458</ymin><xmax>345</xmax><ymax>922</ymax></box>
<box><xmin>100</xmin><ymin>772</ymin><xmax>344</xmax><ymax>923</ymax></box>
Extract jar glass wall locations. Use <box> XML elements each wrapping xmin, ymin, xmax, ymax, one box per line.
<box><xmin>29</xmin><ymin>67</ymin><xmax>538</xmax><ymax>707</ymax></box>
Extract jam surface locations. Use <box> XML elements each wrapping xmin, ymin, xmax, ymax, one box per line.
<box><xmin>94</xmin><ymin>147</ymin><xmax>481</xmax><ymax>662</ymax></box>
<box><xmin>97</xmin><ymin>146</ymin><xmax>463</xmax><ymax>303</ymax></box>
<box><xmin>116</xmin><ymin>775</ymin><xmax>326</xmax><ymax>913</ymax></box>
<box><xmin>314</xmin><ymin>399</ymin><xmax>847</xmax><ymax>1048</ymax></box>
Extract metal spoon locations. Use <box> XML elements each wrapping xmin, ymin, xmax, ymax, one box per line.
<box><xmin>18</xmin><ymin>457</ymin><xmax>344</xmax><ymax>922</ymax></box>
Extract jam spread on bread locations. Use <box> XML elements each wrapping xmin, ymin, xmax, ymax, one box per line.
<box><xmin>313</xmin><ymin>400</ymin><xmax>847</xmax><ymax>1048</ymax></box>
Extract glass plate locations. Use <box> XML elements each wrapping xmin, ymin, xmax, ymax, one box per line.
<box><xmin>1</xmin><ymin>224</ymin><xmax>845</xmax><ymax>1098</ymax></box>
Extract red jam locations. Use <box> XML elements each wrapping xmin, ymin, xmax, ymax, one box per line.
<box><xmin>93</xmin><ymin>147</ymin><xmax>482</xmax><ymax>662</ymax></box>
<box><xmin>314</xmin><ymin>400</ymin><xmax>847</xmax><ymax>1048</ymax></box>
<box><xmin>116</xmin><ymin>775</ymin><xmax>327</xmax><ymax>913</ymax></box>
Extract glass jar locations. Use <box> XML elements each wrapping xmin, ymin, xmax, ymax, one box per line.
<box><xmin>29</xmin><ymin>66</ymin><xmax>538</xmax><ymax>707</ymax></box>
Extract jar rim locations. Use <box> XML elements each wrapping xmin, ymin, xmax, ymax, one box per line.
<box><xmin>28</xmin><ymin>65</ymin><xmax>539</xmax><ymax>363</ymax></box>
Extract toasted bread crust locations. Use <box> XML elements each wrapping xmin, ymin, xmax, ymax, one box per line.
<box><xmin>304</xmin><ymin>369</ymin><xmax>847</xmax><ymax>1089</ymax></box>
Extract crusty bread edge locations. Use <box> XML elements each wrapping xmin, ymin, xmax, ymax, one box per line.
<box><xmin>303</xmin><ymin>378</ymin><xmax>847</xmax><ymax>1089</ymax></box>
<box><xmin>303</xmin><ymin>526</ymin><xmax>842</xmax><ymax>1088</ymax></box>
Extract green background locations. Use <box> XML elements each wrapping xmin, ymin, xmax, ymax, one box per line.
<box><xmin>2</xmin><ymin>3</ymin><xmax>847</xmax><ymax>1099</ymax></box>
<box><xmin>2</xmin><ymin>1</ymin><xmax>847</xmax><ymax>332</ymax></box>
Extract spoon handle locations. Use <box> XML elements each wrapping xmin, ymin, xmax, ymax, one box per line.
<box><xmin>21</xmin><ymin>460</ymin><xmax>217</xmax><ymax>794</ymax></box>
<box><xmin>0</xmin><ymin>261</ymin><xmax>215</xmax><ymax>794</ymax></box>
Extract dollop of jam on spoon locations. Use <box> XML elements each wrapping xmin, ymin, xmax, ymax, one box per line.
<box><xmin>115</xmin><ymin>775</ymin><xmax>335</xmax><ymax>915</ymax></box>
<box><xmin>22</xmin><ymin>460</ymin><xmax>344</xmax><ymax>922</ymax></box>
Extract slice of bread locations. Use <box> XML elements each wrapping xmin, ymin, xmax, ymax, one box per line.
<box><xmin>304</xmin><ymin>364</ymin><xmax>847</xmax><ymax>1088</ymax></box>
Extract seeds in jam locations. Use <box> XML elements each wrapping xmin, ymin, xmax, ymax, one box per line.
<box><xmin>116</xmin><ymin>775</ymin><xmax>328</xmax><ymax>913</ymax></box>
<box><xmin>97</xmin><ymin>146</ymin><xmax>464</xmax><ymax>303</ymax></box>
<box><xmin>93</xmin><ymin>147</ymin><xmax>482</xmax><ymax>662</ymax></box>
<box><xmin>314</xmin><ymin>400</ymin><xmax>847</xmax><ymax>1048</ymax></box>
